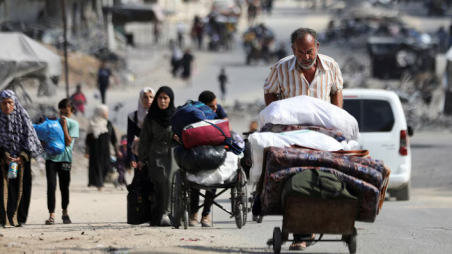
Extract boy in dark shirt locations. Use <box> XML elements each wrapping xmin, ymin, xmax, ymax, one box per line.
<box><xmin>198</xmin><ymin>91</ymin><xmax>228</xmax><ymax>120</ymax></box>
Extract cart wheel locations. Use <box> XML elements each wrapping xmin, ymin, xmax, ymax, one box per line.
<box><xmin>235</xmin><ymin>204</ymin><xmax>243</xmax><ymax>229</ymax></box>
<box><xmin>348</xmin><ymin>228</ymin><xmax>358</xmax><ymax>254</ymax></box>
<box><xmin>183</xmin><ymin>210</ymin><xmax>189</xmax><ymax>230</ymax></box>
<box><xmin>272</xmin><ymin>227</ymin><xmax>282</xmax><ymax>254</ymax></box>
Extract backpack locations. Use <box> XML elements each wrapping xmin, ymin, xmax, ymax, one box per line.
<box><xmin>282</xmin><ymin>169</ymin><xmax>357</xmax><ymax>209</ymax></box>
<box><xmin>170</xmin><ymin>100</ymin><xmax>217</xmax><ymax>139</ymax></box>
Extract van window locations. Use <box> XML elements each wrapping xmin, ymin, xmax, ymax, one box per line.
<box><xmin>343</xmin><ymin>99</ymin><xmax>395</xmax><ymax>132</ymax></box>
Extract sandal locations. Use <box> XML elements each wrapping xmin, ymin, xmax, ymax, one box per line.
<box><xmin>289</xmin><ymin>234</ymin><xmax>316</xmax><ymax>251</ymax></box>
<box><xmin>62</xmin><ymin>215</ymin><xmax>72</xmax><ymax>224</ymax></box>
<box><xmin>45</xmin><ymin>217</ymin><xmax>55</xmax><ymax>225</ymax></box>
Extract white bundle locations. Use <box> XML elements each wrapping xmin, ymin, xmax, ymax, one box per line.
<box><xmin>248</xmin><ymin>130</ymin><xmax>343</xmax><ymax>183</ymax></box>
<box><xmin>187</xmin><ymin>152</ymin><xmax>241</xmax><ymax>186</ymax></box>
<box><xmin>259</xmin><ymin>96</ymin><xmax>360</xmax><ymax>141</ymax></box>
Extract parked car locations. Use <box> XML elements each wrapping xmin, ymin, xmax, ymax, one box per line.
<box><xmin>343</xmin><ymin>89</ymin><xmax>413</xmax><ymax>201</ymax></box>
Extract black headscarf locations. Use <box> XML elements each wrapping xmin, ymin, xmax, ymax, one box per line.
<box><xmin>147</xmin><ymin>86</ymin><xmax>175</xmax><ymax>127</ymax></box>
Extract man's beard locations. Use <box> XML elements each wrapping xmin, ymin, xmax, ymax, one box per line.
<box><xmin>297</xmin><ymin>53</ymin><xmax>317</xmax><ymax>70</ymax></box>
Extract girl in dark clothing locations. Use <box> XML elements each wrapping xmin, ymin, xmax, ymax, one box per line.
<box><xmin>138</xmin><ymin>86</ymin><xmax>177</xmax><ymax>227</ymax></box>
<box><xmin>85</xmin><ymin>105</ymin><xmax>119</xmax><ymax>191</ymax></box>
<box><xmin>0</xmin><ymin>90</ymin><xmax>43</xmax><ymax>228</ymax></box>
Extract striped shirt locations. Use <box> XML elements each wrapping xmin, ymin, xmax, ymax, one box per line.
<box><xmin>263</xmin><ymin>54</ymin><xmax>343</xmax><ymax>102</ymax></box>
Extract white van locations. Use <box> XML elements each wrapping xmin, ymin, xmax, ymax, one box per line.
<box><xmin>342</xmin><ymin>89</ymin><xmax>412</xmax><ymax>201</ymax></box>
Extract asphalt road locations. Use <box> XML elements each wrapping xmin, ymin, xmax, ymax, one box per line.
<box><xmin>54</xmin><ymin>1</ymin><xmax>452</xmax><ymax>253</ymax></box>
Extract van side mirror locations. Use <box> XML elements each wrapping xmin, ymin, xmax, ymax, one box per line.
<box><xmin>407</xmin><ymin>126</ymin><xmax>414</xmax><ymax>137</ymax></box>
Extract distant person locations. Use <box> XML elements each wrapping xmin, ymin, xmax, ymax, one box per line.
<box><xmin>170</xmin><ymin>40</ymin><xmax>183</xmax><ymax>78</ymax></box>
<box><xmin>71</xmin><ymin>84</ymin><xmax>87</xmax><ymax>116</ymax></box>
<box><xmin>154</xmin><ymin>22</ymin><xmax>162</xmax><ymax>45</ymax></box>
<box><xmin>115</xmin><ymin>135</ymin><xmax>128</xmax><ymax>190</ymax></box>
<box><xmin>97</xmin><ymin>62</ymin><xmax>112</xmax><ymax>104</ymax></box>
<box><xmin>275</xmin><ymin>42</ymin><xmax>288</xmax><ymax>61</ymax></box>
<box><xmin>198</xmin><ymin>91</ymin><xmax>229</xmax><ymax>120</ymax></box>
<box><xmin>181</xmin><ymin>49</ymin><xmax>195</xmax><ymax>86</ymax></box>
<box><xmin>218</xmin><ymin>68</ymin><xmax>229</xmax><ymax>101</ymax></box>
<box><xmin>177</xmin><ymin>23</ymin><xmax>185</xmax><ymax>49</ymax></box>
<box><xmin>0</xmin><ymin>90</ymin><xmax>43</xmax><ymax>228</ymax></box>
<box><xmin>248</xmin><ymin>1</ymin><xmax>258</xmax><ymax>25</ymax></box>
<box><xmin>437</xmin><ymin>26</ymin><xmax>448</xmax><ymax>53</ymax></box>
<box><xmin>86</xmin><ymin>105</ymin><xmax>120</xmax><ymax>191</ymax></box>
<box><xmin>44</xmin><ymin>99</ymin><xmax>79</xmax><ymax>225</ymax></box>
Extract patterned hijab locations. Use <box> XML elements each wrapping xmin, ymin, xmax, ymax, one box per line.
<box><xmin>0</xmin><ymin>90</ymin><xmax>43</xmax><ymax>156</ymax></box>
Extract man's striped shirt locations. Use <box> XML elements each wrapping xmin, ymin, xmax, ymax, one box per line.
<box><xmin>263</xmin><ymin>54</ymin><xmax>343</xmax><ymax>102</ymax></box>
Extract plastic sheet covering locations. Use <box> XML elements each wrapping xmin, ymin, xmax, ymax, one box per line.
<box><xmin>0</xmin><ymin>32</ymin><xmax>62</xmax><ymax>95</ymax></box>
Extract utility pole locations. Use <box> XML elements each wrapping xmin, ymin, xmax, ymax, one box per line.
<box><xmin>61</xmin><ymin>0</ymin><xmax>70</xmax><ymax>99</ymax></box>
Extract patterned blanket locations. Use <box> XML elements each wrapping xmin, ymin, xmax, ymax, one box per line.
<box><xmin>258</xmin><ymin>147</ymin><xmax>390</xmax><ymax>222</ymax></box>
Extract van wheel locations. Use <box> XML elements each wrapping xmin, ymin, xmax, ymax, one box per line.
<box><xmin>393</xmin><ymin>181</ymin><xmax>410</xmax><ymax>201</ymax></box>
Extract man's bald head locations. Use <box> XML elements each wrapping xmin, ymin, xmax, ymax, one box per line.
<box><xmin>290</xmin><ymin>28</ymin><xmax>318</xmax><ymax>45</ymax></box>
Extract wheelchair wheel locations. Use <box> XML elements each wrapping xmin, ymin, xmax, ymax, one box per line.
<box><xmin>183</xmin><ymin>210</ymin><xmax>189</xmax><ymax>230</ymax></box>
<box><xmin>172</xmin><ymin>170</ymin><xmax>184</xmax><ymax>229</ymax></box>
<box><xmin>242</xmin><ymin>184</ymin><xmax>248</xmax><ymax>226</ymax></box>
<box><xmin>235</xmin><ymin>204</ymin><xmax>243</xmax><ymax>229</ymax></box>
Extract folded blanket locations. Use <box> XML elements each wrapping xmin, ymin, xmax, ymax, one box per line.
<box><xmin>260</xmin><ymin>166</ymin><xmax>380</xmax><ymax>222</ymax></box>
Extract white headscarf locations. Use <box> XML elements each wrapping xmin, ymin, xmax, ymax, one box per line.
<box><xmin>88</xmin><ymin>105</ymin><xmax>109</xmax><ymax>139</ymax></box>
<box><xmin>128</xmin><ymin>87</ymin><xmax>154</xmax><ymax>128</ymax></box>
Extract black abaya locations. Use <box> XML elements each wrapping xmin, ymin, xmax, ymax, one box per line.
<box><xmin>0</xmin><ymin>150</ymin><xmax>32</xmax><ymax>227</ymax></box>
<box><xmin>86</xmin><ymin>121</ymin><xmax>117</xmax><ymax>188</ymax></box>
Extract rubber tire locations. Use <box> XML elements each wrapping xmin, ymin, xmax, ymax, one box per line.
<box><xmin>242</xmin><ymin>184</ymin><xmax>248</xmax><ymax>226</ymax></box>
<box><xmin>273</xmin><ymin>227</ymin><xmax>282</xmax><ymax>254</ymax></box>
<box><xmin>173</xmin><ymin>171</ymin><xmax>183</xmax><ymax>229</ymax></box>
<box><xmin>393</xmin><ymin>181</ymin><xmax>411</xmax><ymax>201</ymax></box>
<box><xmin>235</xmin><ymin>204</ymin><xmax>243</xmax><ymax>229</ymax></box>
<box><xmin>348</xmin><ymin>228</ymin><xmax>357</xmax><ymax>254</ymax></box>
<box><xmin>183</xmin><ymin>211</ymin><xmax>189</xmax><ymax>230</ymax></box>
<box><xmin>257</xmin><ymin>215</ymin><xmax>263</xmax><ymax>223</ymax></box>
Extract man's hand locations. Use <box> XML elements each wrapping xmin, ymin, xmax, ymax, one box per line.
<box><xmin>131</xmin><ymin>161</ymin><xmax>137</xmax><ymax>169</ymax></box>
<box><xmin>137</xmin><ymin>161</ymin><xmax>144</xmax><ymax>171</ymax></box>
<box><xmin>174</xmin><ymin>135</ymin><xmax>181</xmax><ymax>144</ymax></box>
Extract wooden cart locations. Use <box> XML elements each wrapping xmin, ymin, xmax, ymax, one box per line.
<box><xmin>269</xmin><ymin>196</ymin><xmax>359</xmax><ymax>254</ymax></box>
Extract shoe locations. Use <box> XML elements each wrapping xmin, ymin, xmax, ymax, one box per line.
<box><xmin>159</xmin><ymin>214</ymin><xmax>171</xmax><ymax>227</ymax></box>
<box><xmin>17</xmin><ymin>222</ymin><xmax>25</xmax><ymax>227</ymax></box>
<box><xmin>189</xmin><ymin>213</ymin><xmax>199</xmax><ymax>227</ymax></box>
<box><xmin>62</xmin><ymin>215</ymin><xmax>72</xmax><ymax>224</ymax></box>
<box><xmin>45</xmin><ymin>217</ymin><xmax>55</xmax><ymax>225</ymax></box>
<box><xmin>201</xmin><ymin>215</ymin><xmax>212</xmax><ymax>227</ymax></box>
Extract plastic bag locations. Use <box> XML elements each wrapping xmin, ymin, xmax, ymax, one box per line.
<box><xmin>186</xmin><ymin>152</ymin><xmax>241</xmax><ymax>186</ymax></box>
<box><xmin>260</xmin><ymin>96</ymin><xmax>360</xmax><ymax>141</ymax></box>
<box><xmin>248</xmin><ymin>130</ymin><xmax>343</xmax><ymax>183</ymax></box>
<box><xmin>174</xmin><ymin>145</ymin><xmax>227</xmax><ymax>174</ymax></box>
<box><xmin>33</xmin><ymin>118</ymin><xmax>65</xmax><ymax>156</ymax></box>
